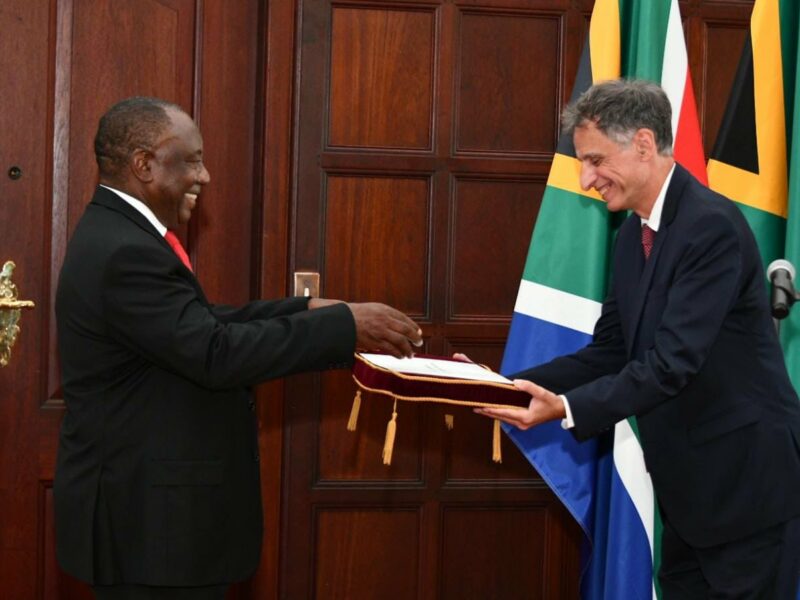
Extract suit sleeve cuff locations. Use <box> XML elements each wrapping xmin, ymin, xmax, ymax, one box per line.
<box><xmin>560</xmin><ymin>395</ymin><xmax>575</xmax><ymax>430</ymax></box>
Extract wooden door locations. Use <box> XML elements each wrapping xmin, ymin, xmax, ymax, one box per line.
<box><xmin>281</xmin><ymin>1</ymin><xmax>587</xmax><ymax>597</ymax></box>
<box><xmin>0</xmin><ymin>1</ymin><xmax>262</xmax><ymax>597</ymax></box>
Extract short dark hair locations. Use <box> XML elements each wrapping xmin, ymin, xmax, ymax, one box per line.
<box><xmin>561</xmin><ymin>79</ymin><xmax>673</xmax><ymax>155</ymax></box>
<box><xmin>94</xmin><ymin>97</ymin><xmax>183</xmax><ymax>178</ymax></box>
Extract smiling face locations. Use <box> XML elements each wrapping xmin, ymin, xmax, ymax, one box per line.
<box><xmin>573</xmin><ymin>121</ymin><xmax>656</xmax><ymax>218</ymax></box>
<box><xmin>142</xmin><ymin>108</ymin><xmax>210</xmax><ymax>228</ymax></box>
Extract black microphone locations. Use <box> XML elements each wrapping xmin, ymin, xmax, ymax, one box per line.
<box><xmin>766</xmin><ymin>259</ymin><xmax>797</xmax><ymax>319</ymax></box>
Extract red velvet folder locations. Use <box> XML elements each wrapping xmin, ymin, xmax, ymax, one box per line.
<box><xmin>348</xmin><ymin>353</ymin><xmax>531</xmax><ymax>465</ymax></box>
<box><xmin>351</xmin><ymin>352</ymin><xmax>530</xmax><ymax>409</ymax></box>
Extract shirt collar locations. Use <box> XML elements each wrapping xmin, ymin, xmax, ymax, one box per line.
<box><xmin>100</xmin><ymin>184</ymin><xmax>167</xmax><ymax>236</ymax></box>
<box><xmin>640</xmin><ymin>163</ymin><xmax>676</xmax><ymax>232</ymax></box>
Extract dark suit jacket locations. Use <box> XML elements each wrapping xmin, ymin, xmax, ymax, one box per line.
<box><xmin>55</xmin><ymin>186</ymin><xmax>356</xmax><ymax>585</ymax></box>
<box><xmin>516</xmin><ymin>165</ymin><xmax>800</xmax><ymax>548</ymax></box>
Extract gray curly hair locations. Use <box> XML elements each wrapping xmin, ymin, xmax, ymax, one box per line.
<box><xmin>561</xmin><ymin>79</ymin><xmax>673</xmax><ymax>156</ymax></box>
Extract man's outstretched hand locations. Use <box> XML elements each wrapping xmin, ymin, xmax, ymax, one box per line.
<box><xmin>474</xmin><ymin>379</ymin><xmax>565</xmax><ymax>430</ymax></box>
<box><xmin>347</xmin><ymin>302</ymin><xmax>422</xmax><ymax>358</ymax></box>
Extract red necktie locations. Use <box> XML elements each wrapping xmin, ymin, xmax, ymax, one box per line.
<box><xmin>641</xmin><ymin>224</ymin><xmax>655</xmax><ymax>260</ymax></box>
<box><xmin>164</xmin><ymin>230</ymin><xmax>193</xmax><ymax>272</ymax></box>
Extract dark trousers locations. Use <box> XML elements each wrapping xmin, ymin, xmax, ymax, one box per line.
<box><xmin>93</xmin><ymin>584</ymin><xmax>229</xmax><ymax>600</ymax></box>
<box><xmin>659</xmin><ymin>514</ymin><xmax>800</xmax><ymax>599</ymax></box>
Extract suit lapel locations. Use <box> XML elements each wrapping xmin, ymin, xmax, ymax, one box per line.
<box><xmin>626</xmin><ymin>223</ymin><xmax>668</xmax><ymax>354</ymax></box>
<box><xmin>92</xmin><ymin>186</ymin><xmax>166</xmax><ymax>244</ymax></box>
<box><xmin>90</xmin><ymin>186</ymin><xmax>207</xmax><ymax>299</ymax></box>
<box><xmin>624</xmin><ymin>165</ymin><xmax>690</xmax><ymax>356</ymax></box>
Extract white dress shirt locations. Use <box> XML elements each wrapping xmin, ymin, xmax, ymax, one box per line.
<box><xmin>100</xmin><ymin>184</ymin><xmax>167</xmax><ymax>236</ymax></box>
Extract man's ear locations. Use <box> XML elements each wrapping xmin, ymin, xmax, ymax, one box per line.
<box><xmin>130</xmin><ymin>149</ymin><xmax>154</xmax><ymax>183</ymax></box>
<box><xmin>633</xmin><ymin>128</ymin><xmax>657</xmax><ymax>160</ymax></box>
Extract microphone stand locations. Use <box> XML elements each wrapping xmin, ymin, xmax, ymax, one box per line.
<box><xmin>768</xmin><ymin>259</ymin><xmax>800</xmax><ymax>335</ymax></box>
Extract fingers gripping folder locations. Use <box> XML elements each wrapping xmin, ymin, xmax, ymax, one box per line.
<box><xmin>348</xmin><ymin>352</ymin><xmax>530</xmax><ymax>465</ymax></box>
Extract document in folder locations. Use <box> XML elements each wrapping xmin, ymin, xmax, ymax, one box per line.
<box><xmin>352</xmin><ymin>352</ymin><xmax>529</xmax><ymax>409</ymax></box>
<box><xmin>358</xmin><ymin>353</ymin><xmax>513</xmax><ymax>385</ymax></box>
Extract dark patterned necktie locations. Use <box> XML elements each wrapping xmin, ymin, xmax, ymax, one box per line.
<box><xmin>641</xmin><ymin>224</ymin><xmax>655</xmax><ymax>260</ymax></box>
<box><xmin>164</xmin><ymin>230</ymin><xmax>193</xmax><ymax>272</ymax></box>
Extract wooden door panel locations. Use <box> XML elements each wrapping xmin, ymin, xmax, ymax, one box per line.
<box><xmin>440</xmin><ymin>506</ymin><xmax>548</xmax><ymax>599</ymax></box>
<box><xmin>319</xmin><ymin>370</ymin><xmax>426</xmax><ymax>481</ymax></box>
<box><xmin>449</xmin><ymin>178</ymin><xmax>543</xmax><ymax>319</ymax></box>
<box><xmin>329</xmin><ymin>6</ymin><xmax>436</xmax><ymax>150</ymax></box>
<box><xmin>314</xmin><ymin>508</ymin><xmax>421</xmax><ymax>599</ymax></box>
<box><xmin>193</xmin><ymin>0</ymin><xmax>262</xmax><ymax>305</ymax></box>
<box><xmin>456</xmin><ymin>10</ymin><xmax>561</xmax><ymax>155</ymax></box>
<box><xmin>323</xmin><ymin>175</ymin><xmax>431</xmax><ymax>314</ymax></box>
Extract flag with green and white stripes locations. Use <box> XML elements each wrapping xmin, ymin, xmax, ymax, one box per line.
<box><xmin>501</xmin><ymin>1</ymin><xmax>706</xmax><ymax>597</ymax></box>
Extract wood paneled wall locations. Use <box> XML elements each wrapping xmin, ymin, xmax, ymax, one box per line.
<box><xmin>0</xmin><ymin>1</ymin><xmax>754</xmax><ymax>598</ymax></box>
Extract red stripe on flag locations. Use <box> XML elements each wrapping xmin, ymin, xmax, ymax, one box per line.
<box><xmin>673</xmin><ymin>71</ymin><xmax>708</xmax><ymax>184</ymax></box>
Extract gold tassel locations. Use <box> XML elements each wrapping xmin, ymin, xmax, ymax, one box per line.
<box><xmin>444</xmin><ymin>414</ymin><xmax>454</xmax><ymax>430</ymax></box>
<box><xmin>492</xmin><ymin>419</ymin><xmax>503</xmax><ymax>463</ymax></box>
<box><xmin>346</xmin><ymin>390</ymin><xmax>362</xmax><ymax>431</ymax></box>
<box><xmin>382</xmin><ymin>398</ymin><xmax>398</xmax><ymax>465</ymax></box>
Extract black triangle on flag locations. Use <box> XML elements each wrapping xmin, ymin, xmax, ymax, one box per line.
<box><xmin>556</xmin><ymin>37</ymin><xmax>594</xmax><ymax>159</ymax></box>
<box><xmin>710</xmin><ymin>34</ymin><xmax>760</xmax><ymax>175</ymax></box>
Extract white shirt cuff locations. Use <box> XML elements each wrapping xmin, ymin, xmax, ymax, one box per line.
<box><xmin>560</xmin><ymin>395</ymin><xmax>575</xmax><ymax>429</ymax></box>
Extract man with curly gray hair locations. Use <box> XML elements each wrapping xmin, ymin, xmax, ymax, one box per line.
<box><xmin>479</xmin><ymin>79</ymin><xmax>800</xmax><ymax>598</ymax></box>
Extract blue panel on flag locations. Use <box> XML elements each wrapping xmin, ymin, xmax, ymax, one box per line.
<box><xmin>500</xmin><ymin>311</ymin><xmax>599</xmax><ymax>535</ymax></box>
<box><xmin>505</xmin><ymin>421</ymin><xmax>601</xmax><ymax>534</ymax></box>
<box><xmin>500</xmin><ymin>310</ymin><xmax>603</xmax><ymax>547</ymax></box>
<box><xmin>500</xmin><ymin>310</ymin><xmax>656</xmax><ymax>595</ymax></box>
<box><xmin>501</xmin><ymin>311</ymin><xmax>593</xmax><ymax>375</ymax></box>
<box><xmin>588</xmin><ymin>455</ymin><xmax>655</xmax><ymax>599</ymax></box>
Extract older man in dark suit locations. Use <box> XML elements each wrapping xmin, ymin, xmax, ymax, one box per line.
<box><xmin>55</xmin><ymin>97</ymin><xmax>422</xmax><ymax>599</ymax></box>
<box><xmin>478</xmin><ymin>80</ymin><xmax>800</xmax><ymax>598</ymax></box>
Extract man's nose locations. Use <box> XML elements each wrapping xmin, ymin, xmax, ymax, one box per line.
<box><xmin>579</xmin><ymin>164</ymin><xmax>595</xmax><ymax>191</ymax></box>
<box><xmin>198</xmin><ymin>164</ymin><xmax>211</xmax><ymax>185</ymax></box>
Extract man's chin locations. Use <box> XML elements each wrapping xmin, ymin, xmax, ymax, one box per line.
<box><xmin>602</xmin><ymin>197</ymin><xmax>626</xmax><ymax>213</ymax></box>
<box><xmin>602</xmin><ymin>200</ymin><xmax>619</xmax><ymax>212</ymax></box>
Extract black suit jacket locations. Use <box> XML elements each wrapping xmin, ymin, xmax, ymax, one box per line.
<box><xmin>516</xmin><ymin>165</ymin><xmax>800</xmax><ymax>547</ymax></box>
<box><xmin>55</xmin><ymin>186</ymin><xmax>356</xmax><ymax>585</ymax></box>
